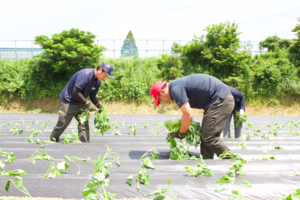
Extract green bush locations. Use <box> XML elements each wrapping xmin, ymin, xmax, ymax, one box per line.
<box><xmin>97</xmin><ymin>56</ymin><xmax>161</xmax><ymax>103</ymax></box>
<box><xmin>157</xmin><ymin>53</ymin><xmax>184</xmax><ymax>81</ymax></box>
<box><xmin>251</xmin><ymin>49</ymin><xmax>300</xmax><ymax>97</ymax></box>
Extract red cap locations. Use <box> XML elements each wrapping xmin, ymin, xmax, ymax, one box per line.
<box><xmin>150</xmin><ymin>81</ymin><xmax>167</xmax><ymax>107</ymax></box>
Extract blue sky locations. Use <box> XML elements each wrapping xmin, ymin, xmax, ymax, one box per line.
<box><xmin>1</xmin><ymin>0</ymin><xmax>300</xmax><ymax>42</ymax></box>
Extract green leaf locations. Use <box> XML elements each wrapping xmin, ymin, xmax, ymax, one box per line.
<box><xmin>167</xmin><ymin>179</ymin><xmax>170</xmax><ymax>185</ymax></box>
<box><xmin>144</xmin><ymin>175</ymin><xmax>150</xmax><ymax>185</ymax></box>
<box><xmin>215</xmin><ymin>184</ymin><xmax>226</xmax><ymax>193</ymax></box>
<box><xmin>93</xmin><ymin>172</ymin><xmax>105</xmax><ymax>182</ymax></box>
<box><xmin>82</xmin><ymin>188</ymin><xmax>97</xmax><ymax>197</ymax></box>
<box><xmin>153</xmin><ymin>195</ymin><xmax>166</xmax><ymax>200</ymax></box>
<box><xmin>14</xmin><ymin>176</ymin><xmax>23</xmax><ymax>187</ymax></box>
<box><xmin>106</xmin><ymin>192</ymin><xmax>117</xmax><ymax>200</ymax></box>
<box><xmin>5</xmin><ymin>180</ymin><xmax>11</xmax><ymax>192</ymax></box>
<box><xmin>242</xmin><ymin>180</ymin><xmax>252</xmax><ymax>187</ymax></box>
<box><xmin>96</xmin><ymin>155</ymin><xmax>105</xmax><ymax>166</ymax></box>
<box><xmin>57</xmin><ymin>161</ymin><xmax>69</xmax><ymax>171</ymax></box>
<box><xmin>143</xmin><ymin>158</ymin><xmax>155</xmax><ymax>169</ymax></box>
<box><xmin>127</xmin><ymin>175</ymin><xmax>133</xmax><ymax>185</ymax></box>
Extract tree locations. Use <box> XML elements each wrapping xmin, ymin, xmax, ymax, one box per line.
<box><xmin>289</xmin><ymin>17</ymin><xmax>300</xmax><ymax>68</ymax></box>
<box><xmin>25</xmin><ymin>28</ymin><xmax>106</xmax><ymax>99</ymax></box>
<box><xmin>121</xmin><ymin>30</ymin><xmax>139</xmax><ymax>57</ymax></box>
<box><xmin>259</xmin><ymin>35</ymin><xmax>291</xmax><ymax>52</ymax></box>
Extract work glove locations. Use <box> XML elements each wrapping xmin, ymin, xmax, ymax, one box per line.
<box><xmin>166</xmin><ymin>132</ymin><xmax>186</xmax><ymax>141</ymax></box>
<box><xmin>240</xmin><ymin>109</ymin><xmax>244</xmax><ymax>114</ymax></box>
<box><xmin>97</xmin><ymin>104</ymin><xmax>103</xmax><ymax>113</ymax></box>
<box><xmin>84</xmin><ymin>102</ymin><xmax>97</xmax><ymax>112</ymax></box>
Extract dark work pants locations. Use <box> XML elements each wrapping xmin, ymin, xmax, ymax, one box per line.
<box><xmin>50</xmin><ymin>100</ymin><xmax>90</xmax><ymax>142</ymax></box>
<box><xmin>201</xmin><ymin>92</ymin><xmax>234</xmax><ymax>159</ymax></box>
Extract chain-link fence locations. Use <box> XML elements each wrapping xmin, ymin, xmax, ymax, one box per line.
<box><xmin>0</xmin><ymin>39</ymin><xmax>267</xmax><ymax>59</ymax></box>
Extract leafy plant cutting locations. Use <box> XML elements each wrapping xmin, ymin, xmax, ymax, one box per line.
<box><xmin>185</xmin><ymin>156</ymin><xmax>214</xmax><ymax>177</ymax></box>
<box><xmin>82</xmin><ymin>145</ymin><xmax>120</xmax><ymax>200</ymax></box>
<box><xmin>93</xmin><ymin>106</ymin><xmax>112</xmax><ymax>135</ymax></box>
<box><xmin>128</xmin><ymin>124</ymin><xmax>137</xmax><ymax>135</ymax></box>
<box><xmin>148</xmin><ymin>179</ymin><xmax>177</xmax><ymax>200</ymax></box>
<box><xmin>164</xmin><ymin>119</ymin><xmax>201</xmax><ymax>148</ymax></box>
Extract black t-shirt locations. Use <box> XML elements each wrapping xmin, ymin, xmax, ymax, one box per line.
<box><xmin>169</xmin><ymin>74</ymin><xmax>230</xmax><ymax>109</ymax></box>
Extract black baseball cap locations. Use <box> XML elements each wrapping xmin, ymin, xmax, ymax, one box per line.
<box><xmin>99</xmin><ymin>63</ymin><xmax>114</xmax><ymax>79</ymax></box>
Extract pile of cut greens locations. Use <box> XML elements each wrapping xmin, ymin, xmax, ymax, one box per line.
<box><xmin>164</xmin><ymin>119</ymin><xmax>201</xmax><ymax>148</ymax></box>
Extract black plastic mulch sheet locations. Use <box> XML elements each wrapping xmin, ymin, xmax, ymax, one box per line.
<box><xmin>0</xmin><ymin>113</ymin><xmax>300</xmax><ymax>199</ymax></box>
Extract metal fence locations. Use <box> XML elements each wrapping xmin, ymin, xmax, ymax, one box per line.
<box><xmin>0</xmin><ymin>39</ymin><xmax>267</xmax><ymax>59</ymax></box>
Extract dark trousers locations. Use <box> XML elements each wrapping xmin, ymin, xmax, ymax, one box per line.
<box><xmin>201</xmin><ymin>92</ymin><xmax>234</xmax><ymax>159</ymax></box>
<box><xmin>50</xmin><ymin>100</ymin><xmax>90</xmax><ymax>142</ymax></box>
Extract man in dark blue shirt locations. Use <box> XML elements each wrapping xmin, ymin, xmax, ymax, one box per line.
<box><xmin>223</xmin><ymin>87</ymin><xmax>246</xmax><ymax>138</ymax></box>
<box><xmin>50</xmin><ymin>63</ymin><xmax>114</xmax><ymax>142</ymax></box>
<box><xmin>150</xmin><ymin>74</ymin><xmax>234</xmax><ymax>159</ymax></box>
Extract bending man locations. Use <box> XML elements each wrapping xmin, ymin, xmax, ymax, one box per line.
<box><xmin>50</xmin><ymin>63</ymin><xmax>114</xmax><ymax>142</ymax></box>
<box><xmin>223</xmin><ymin>87</ymin><xmax>245</xmax><ymax>138</ymax></box>
<box><xmin>150</xmin><ymin>74</ymin><xmax>234</xmax><ymax>159</ymax></box>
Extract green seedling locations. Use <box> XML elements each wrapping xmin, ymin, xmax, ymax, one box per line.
<box><xmin>5</xmin><ymin>176</ymin><xmax>31</xmax><ymax>198</ymax></box>
<box><xmin>148</xmin><ymin>179</ymin><xmax>177</xmax><ymax>200</ymax></box>
<box><xmin>28</xmin><ymin>151</ymin><xmax>54</xmax><ymax>165</ymax></box>
<box><xmin>262</xmin><ymin>156</ymin><xmax>275</xmax><ymax>160</ymax></box>
<box><xmin>274</xmin><ymin>146</ymin><xmax>284</xmax><ymax>150</ymax></box>
<box><xmin>266</xmin><ymin>123</ymin><xmax>271</xmax><ymax>127</ymax></box>
<box><xmin>291</xmin><ymin>170</ymin><xmax>300</xmax><ymax>176</ymax></box>
<box><xmin>128</xmin><ymin>124</ymin><xmax>137</xmax><ymax>135</ymax></box>
<box><xmin>110</xmin><ymin>122</ymin><xmax>119</xmax><ymax>128</ymax></box>
<box><xmin>142</xmin><ymin>122</ymin><xmax>149</xmax><ymax>128</ymax></box>
<box><xmin>64</xmin><ymin>155</ymin><xmax>90</xmax><ymax>175</ymax></box>
<box><xmin>247</xmin><ymin>134</ymin><xmax>251</xmax><ymax>139</ymax></box>
<box><xmin>1</xmin><ymin>169</ymin><xmax>26</xmax><ymax>176</ymax></box>
<box><xmin>258</xmin><ymin>144</ymin><xmax>263</xmax><ymax>147</ymax></box>
<box><xmin>0</xmin><ymin>149</ymin><xmax>17</xmax><ymax>165</ymax></box>
<box><xmin>78</xmin><ymin>109</ymin><xmax>90</xmax><ymax>123</ymax></box>
<box><xmin>168</xmin><ymin>137</ymin><xmax>199</xmax><ymax>161</ymax></box>
<box><xmin>32</xmin><ymin>120</ymin><xmax>40</xmax><ymax>125</ymax></box>
<box><xmin>0</xmin><ymin>130</ymin><xmax>3</xmax><ymax>134</ymax></box>
<box><xmin>93</xmin><ymin>106</ymin><xmax>112</xmax><ymax>135</ymax></box>
<box><xmin>216</xmin><ymin>151</ymin><xmax>248</xmax><ymax>200</ymax></box>
<box><xmin>21</xmin><ymin>118</ymin><xmax>25</xmax><ymax>125</ymax></box>
<box><xmin>112</xmin><ymin>129</ymin><xmax>122</xmax><ymax>135</ymax></box>
<box><xmin>277</xmin><ymin>188</ymin><xmax>300</xmax><ymax>200</ymax></box>
<box><xmin>261</xmin><ymin>134</ymin><xmax>270</xmax><ymax>139</ymax></box>
<box><xmin>44</xmin><ymin>161</ymin><xmax>69</xmax><ymax>179</ymax></box>
<box><xmin>140</xmin><ymin>148</ymin><xmax>159</xmax><ymax>160</ymax></box>
<box><xmin>31</xmin><ymin>128</ymin><xmax>42</xmax><ymax>137</ymax></box>
<box><xmin>155</xmin><ymin>121</ymin><xmax>164</xmax><ymax>128</ymax></box>
<box><xmin>254</xmin><ymin>129</ymin><xmax>261</xmax><ymax>133</ymax></box>
<box><xmin>10</xmin><ymin>124</ymin><xmax>23</xmax><ymax>135</ymax></box>
<box><xmin>237</xmin><ymin>136</ymin><xmax>247</xmax><ymax>150</ymax></box>
<box><xmin>121</xmin><ymin>121</ymin><xmax>125</xmax><ymax>126</ymax></box>
<box><xmin>62</xmin><ymin>134</ymin><xmax>75</xmax><ymax>144</ymax></box>
<box><xmin>41</xmin><ymin>120</ymin><xmax>50</xmax><ymax>128</ymax></box>
<box><xmin>82</xmin><ymin>146</ymin><xmax>119</xmax><ymax>200</ymax></box>
<box><xmin>1</xmin><ymin>124</ymin><xmax>6</xmax><ymax>127</ymax></box>
<box><xmin>127</xmin><ymin>169</ymin><xmax>150</xmax><ymax>190</ymax></box>
<box><xmin>165</xmin><ymin>119</ymin><xmax>201</xmax><ymax>148</ymax></box>
<box><xmin>149</xmin><ymin>129</ymin><xmax>162</xmax><ymax>136</ymax></box>
<box><xmin>7</xmin><ymin>121</ymin><xmax>12</xmax><ymax>125</ymax></box>
<box><xmin>185</xmin><ymin>156</ymin><xmax>214</xmax><ymax>177</ymax></box>
<box><xmin>245</xmin><ymin>122</ymin><xmax>254</xmax><ymax>129</ymax></box>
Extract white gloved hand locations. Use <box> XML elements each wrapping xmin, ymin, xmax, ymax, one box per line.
<box><xmin>240</xmin><ymin>109</ymin><xmax>244</xmax><ymax>114</ymax></box>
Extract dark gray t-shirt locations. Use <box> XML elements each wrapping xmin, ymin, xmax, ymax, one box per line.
<box><xmin>60</xmin><ymin>69</ymin><xmax>101</xmax><ymax>105</ymax></box>
<box><xmin>169</xmin><ymin>74</ymin><xmax>230</xmax><ymax>109</ymax></box>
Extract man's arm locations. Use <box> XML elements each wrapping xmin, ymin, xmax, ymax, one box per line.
<box><xmin>179</xmin><ymin>101</ymin><xmax>193</xmax><ymax>133</ymax></box>
<box><xmin>72</xmin><ymin>86</ymin><xmax>88</xmax><ymax>105</ymax></box>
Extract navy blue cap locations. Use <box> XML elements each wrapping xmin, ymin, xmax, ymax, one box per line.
<box><xmin>99</xmin><ymin>63</ymin><xmax>114</xmax><ymax>79</ymax></box>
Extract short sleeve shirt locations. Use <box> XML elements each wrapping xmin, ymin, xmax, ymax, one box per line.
<box><xmin>60</xmin><ymin>69</ymin><xmax>101</xmax><ymax>105</ymax></box>
<box><xmin>169</xmin><ymin>74</ymin><xmax>230</xmax><ymax>110</ymax></box>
